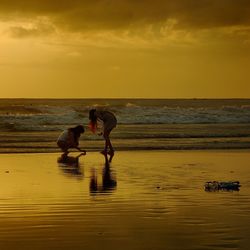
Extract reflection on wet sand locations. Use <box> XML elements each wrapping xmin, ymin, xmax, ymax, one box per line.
<box><xmin>90</xmin><ymin>154</ymin><xmax>117</xmax><ymax>194</ymax></box>
<box><xmin>57</xmin><ymin>153</ymin><xmax>85</xmax><ymax>177</ymax></box>
<box><xmin>1</xmin><ymin>151</ymin><xmax>250</xmax><ymax>250</ymax></box>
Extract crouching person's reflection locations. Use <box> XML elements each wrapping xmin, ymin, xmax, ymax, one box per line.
<box><xmin>90</xmin><ymin>154</ymin><xmax>117</xmax><ymax>195</ymax></box>
<box><xmin>57</xmin><ymin>153</ymin><xmax>85</xmax><ymax>177</ymax></box>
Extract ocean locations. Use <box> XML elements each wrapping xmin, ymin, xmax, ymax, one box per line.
<box><xmin>0</xmin><ymin>98</ymin><xmax>250</xmax><ymax>153</ymax></box>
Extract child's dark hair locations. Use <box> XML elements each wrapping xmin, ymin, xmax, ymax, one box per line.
<box><xmin>89</xmin><ymin>109</ymin><xmax>97</xmax><ymax>122</ymax></box>
<box><xmin>89</xmin><ymin>109</ymin><xmax>98</xmax><ymax>133</ymax></box>
<box><xmin>70</xmin><ymin>125</ymin><xmax>85</xmax><ymax>142</ymax></box>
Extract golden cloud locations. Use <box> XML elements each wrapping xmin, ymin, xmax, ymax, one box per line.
<box><xmin>0</xmin><ymin>0</ymin><xmax>249</xmax><ymax>32</ymax></box>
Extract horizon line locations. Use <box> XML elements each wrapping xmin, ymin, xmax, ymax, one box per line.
<box><xmin>0</xmin><ymin>97</ymin><xmax>250</xmax><ymax>100</ymax></box>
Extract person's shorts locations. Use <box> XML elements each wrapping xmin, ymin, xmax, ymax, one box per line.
<box><xmin>103</xmin><ymin>120</ymin><xmax>117</xmax><ymax>133</ymax></box>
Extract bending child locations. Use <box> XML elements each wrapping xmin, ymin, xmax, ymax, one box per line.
<box><xmin>89</xmin><ymin>109</ymin><xmax>117</xmax><ymax>157</ymax></box>
<box><xmin>57</xmin><ymin>125</ymin><xmax>86</xmax><ymax>156</ymax></box>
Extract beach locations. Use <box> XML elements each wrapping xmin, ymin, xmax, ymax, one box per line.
<box><xmin>1</xmin><ymin>0</ymin><xmax>250</xmax><ymax>247</ymax></box>
<box><xmin>0</xmin><ymin>150</ymin><xmax>250</xmax><ymax>250</ymax></box>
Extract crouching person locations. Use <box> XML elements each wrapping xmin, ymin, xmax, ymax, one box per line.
<box><xmin>57</xmin><ymin>125</ymin><xmax>86</xmax><ymax>156</ymax></box>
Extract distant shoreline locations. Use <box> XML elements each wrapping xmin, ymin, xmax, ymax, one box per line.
<box><xmin>0</xmin><ymin>98</ymin><xmax>250</xmax><ymax>100</ymax></box>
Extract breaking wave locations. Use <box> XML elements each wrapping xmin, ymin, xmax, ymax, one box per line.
<box><xmin>0</xmin><ymin>100</ymin><xmax>250</xmax><ymax>132</ymax></box>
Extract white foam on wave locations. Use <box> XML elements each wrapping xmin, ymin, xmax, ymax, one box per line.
<box><xmin>0</xmin><ymin>104</ymin><xmax>250</xmax><ymax>132</ymax></box>
<box><xmin>125</xmin><ymin>102</ymin><xmax>139</xmax><ymax>108</ymax></box>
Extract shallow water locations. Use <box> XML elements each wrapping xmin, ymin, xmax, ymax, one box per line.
<box><xmin>0</xmin><ymin>151</ymin><xmax>250</xmax><ymax>250</ymax></box>
<box><xmin>1</xmin><ymin>123</ymin><xmax>250</xmax><ymax>153</ymax></box>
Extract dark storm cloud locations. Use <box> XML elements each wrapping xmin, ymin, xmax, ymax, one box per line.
<box><xmin>1</xmin><ymin>0</ymin><xmax>250</xmax><ymax>31</ymax></box>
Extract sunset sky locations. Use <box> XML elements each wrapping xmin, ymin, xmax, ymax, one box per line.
<box><xmin>0</xmin><ymin>0</ymin><xmax>250</xmax><ymax>98</ymax></box>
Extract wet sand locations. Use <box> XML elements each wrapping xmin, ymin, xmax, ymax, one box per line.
<box><xmin>0</xmin><ymin>150</ymin><xmax>250</xmax><ymax>250</ymax></box>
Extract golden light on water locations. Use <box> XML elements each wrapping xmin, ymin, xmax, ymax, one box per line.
<box><xmin>0</xmin><ymin>151</ymin><xmax>250</xmax><ymax>246</ymax></box>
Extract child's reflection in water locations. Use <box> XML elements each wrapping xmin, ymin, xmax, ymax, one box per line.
<box><xmin>57</xmin><ymin>153</ymin><xmax>85</xmax><ymax>177</ymax></box>
<box><xmin>90</xmin><ymin>154</ymin><xmax>117</xmax><ymax>194</ymax></box>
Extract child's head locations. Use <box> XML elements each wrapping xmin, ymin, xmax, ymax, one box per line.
<box><xmin>73</xmin><ymin>125</ymin><xmax>85</xmax><ymax>134</ymax></box>
<box><xmin>88</xmin><ymin>109</ymin><xmax>97</xmax><ymax>133</ymax></box>
<box><xmin>89</xmin><ymin>109</ymin><xmax>97</xmax><ymax>122</ymax></box>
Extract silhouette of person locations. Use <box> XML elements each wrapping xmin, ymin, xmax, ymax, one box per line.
<box><xmin>57</xmin><ymin>125</ymin><xmax>86</xmax><ymax>156</ymax></box>
<box><xmin>89</xmin><ymin>154</ymin><xmax>117</xmax><ymax>194</ymax></box>
<box><xmin>88</xmin><ymin>109</ymin><xmax>117</xmax><ymax>161</ymax></box>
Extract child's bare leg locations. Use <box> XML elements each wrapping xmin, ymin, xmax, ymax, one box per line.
<box><xmin>108</xmin><ymin>152</ymin><xmax>114</xmax><ymax>162</ymax></box>
<box><xmin>107</xmin><ymin>138</ymin><xmax>114</xmax><ymax>154</ymax></box>
<box><xmin>102</xmin><ymin>131</ymin><xmax>108</xmax><ymax>153</ymax></box>
<box><xmin>105</xmin><ymin>137</ymin><xmax>114</xmax><ymax>163</ymax></box>
<box><xmin>100</xmin><ymin>139</ymin><xmax>108</xmax><ymax>155</ymax></box>
<box><xmin>104</xmin><ymin>137</ymin><xmax>109</xmax><ymax>152</ymax></box>
<box><xmin>103</xmin><ymin>130</ymin><xmax>114</xmax><ymax>153</ymax></box>
<box><xmin>102</xmin><ymin>130</ymin><xmax>114</xmax><ymax>162</ymax></box>
<box><xmin>58</xmin><ymin>141</ymin><xmax>69</xmax><ymax>156</ymax></box>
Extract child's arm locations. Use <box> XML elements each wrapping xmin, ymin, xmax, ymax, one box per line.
<box><xmin>68</xmin><ymin>130</ymin><xmax>86</xmax><ymax>153</ymax></box>
<box><xmin>67</xmin><ymin>130</ymin><xmax>80</xmax><ymax>148</ymax></box>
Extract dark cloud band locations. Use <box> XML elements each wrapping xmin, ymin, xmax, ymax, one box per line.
<box><xmin>0</xmin><ymin>0</ymin><xmax>250</xmax><ymax>31</ymax></box>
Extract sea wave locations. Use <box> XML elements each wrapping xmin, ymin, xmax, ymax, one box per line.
<box><xmin>1</xmin><ymin>99</ymin><xmax>250</xmax><ymax>152</ymax></box>
<box><xmin>0</xmin><ymin>102</ymin><xmax>250</xmax><ymax>132</ymax></box>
